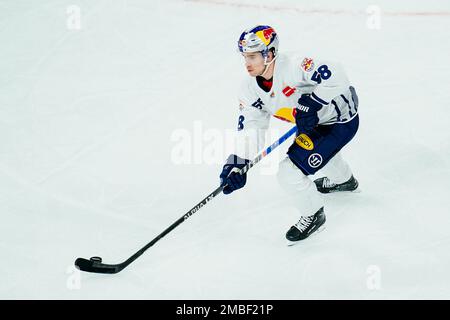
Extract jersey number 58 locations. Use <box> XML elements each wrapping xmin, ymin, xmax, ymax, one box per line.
<box><xmin>311</xmin><ymin>65</ymin><xmax>332</xmax><ymax>84</ymax></box>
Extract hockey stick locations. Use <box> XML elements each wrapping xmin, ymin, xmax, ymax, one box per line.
<box><xmin>75</xmin><ymin>125</ymin><xmax>297</xmax><ymax>274</ymax></box>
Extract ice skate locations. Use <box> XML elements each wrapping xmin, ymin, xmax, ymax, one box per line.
<box><xmin>314</xmin><ymin>175</ymin><xmax>359</xmax><ymax>194</ymax></box>
<box><xmin>286</xmin><ymin>207</ymin><xmax>326</xmax><ymax>245</ymax></box>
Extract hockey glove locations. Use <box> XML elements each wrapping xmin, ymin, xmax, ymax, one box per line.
<box><xmin>220</xmin><ymin>154</ymin><xmax>250</xmax><ymax>195</ymax></box>
<box><xmin>294</xmin><ymin>94</ymin><xmax>323</xmax><ymax>133</ymax></box>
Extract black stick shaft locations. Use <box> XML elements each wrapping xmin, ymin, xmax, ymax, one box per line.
<box><xmin>120</xmin><ymin>185</ymin><xmax>225</xmax><ymax>269</ymax></box>
<box><xmin>75</xmin><ymin>126</ymin><xmax>297</xmax><ymax>273</ymax></box>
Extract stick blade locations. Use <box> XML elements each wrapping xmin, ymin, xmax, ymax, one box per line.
<box><xmin>75</xmin><ymin>257</ymin><xmax>123</xmax><ymax>274</ymax></box>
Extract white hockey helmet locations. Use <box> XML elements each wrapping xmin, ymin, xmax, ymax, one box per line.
<box><xmin>238</xmin><ymin>25</ymin><xmax>279</xmax><ymax>58</ymax></box>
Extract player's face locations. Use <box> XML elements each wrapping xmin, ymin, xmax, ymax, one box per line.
<box><xmin>242</xmin><ymin>52</ymin><xmax>265</xmax><ymax>77</ymax></box>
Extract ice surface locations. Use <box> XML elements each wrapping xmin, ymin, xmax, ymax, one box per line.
<box><xmin>1</xmin><ymin>0</ymin><xmax>450</xmax><ymax>299</ymax></box>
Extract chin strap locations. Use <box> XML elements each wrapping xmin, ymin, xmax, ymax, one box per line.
<box><xmin>259</xmin><ymin>54</ymin><xmax>277</xmax><ymax>77</ymax></box>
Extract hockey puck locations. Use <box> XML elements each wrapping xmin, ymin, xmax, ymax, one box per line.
<box><xmin>90</xmin><ymin>256</ymin><xmax>102</xmax><ymax>263</ymax></box>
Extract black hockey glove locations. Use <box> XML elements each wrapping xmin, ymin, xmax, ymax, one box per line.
<box><xmin>220</xmin><ymin>154</ymin><xmax>250</xmax><ymax>195</ymax></box>
<box><xmin>294</xmin><ymin>94</ymin><xmax>323</xmax><ymax>133</ymax></box>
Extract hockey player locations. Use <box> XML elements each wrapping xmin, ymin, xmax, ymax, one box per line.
<box><xmin>219</xmin><ymin>25</ymin><xmax>360</xmax><ymax>243</ymax></box>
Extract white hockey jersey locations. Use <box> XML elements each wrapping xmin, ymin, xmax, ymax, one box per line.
<box><xmin>235</xmin><ymin>53</ymin><xmax>358</xmax><ymax>159</ymax></box>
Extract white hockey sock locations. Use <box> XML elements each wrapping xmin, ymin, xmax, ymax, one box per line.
<box><xmin>319</xmin><ymin>152</ymin><xmax>353</xmax><ymax>185</ymax></box>
<box><xmin>277</xmin><ymin>157</ymin><xmax>323</xmax><ymax>216</ymax></box>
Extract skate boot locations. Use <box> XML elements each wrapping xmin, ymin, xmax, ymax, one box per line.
<box><xmin>314</xmin><ymin>175</ymin><xmax>359</xmax><ymax>194</ymax></box>
<box><xmin>286</xmin><ymin>207</ymin><xmax>326</xmax><ymax>243</ymax></box>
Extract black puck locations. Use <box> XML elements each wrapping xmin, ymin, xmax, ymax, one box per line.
<box><xmin>90</xmin><ymin>256</ymin><xmax>102</xmax><ymax>263</ymax></box>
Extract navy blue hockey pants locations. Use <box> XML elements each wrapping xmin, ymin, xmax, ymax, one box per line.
<box><xmin>287</xmin><ymin>115</ymin><xmax>359</xmax><ymax>176</ymax></box>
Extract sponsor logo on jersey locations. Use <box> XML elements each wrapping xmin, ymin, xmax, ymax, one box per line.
<box><xmin>251</xmin><ymin>98</ymin><xmax>264</xmax><ymax>110</ymax></box>
<box><xmin>282</xmin><ymin>86</ymin><xmax>296</xmax><ymax>97</ymax></box>
<box><xmin>301</xmin><ymin>58</ymin><xmax>315</xmax><ymax>72</ymax></box>
<box><xmin>239</xmin><ymin>100</ymin><xmax>245</xmax><ymax>110</ymax></box>
<box><xmin>308</xmin><ymin>153</ymin><xmax>323</xmax><ymax>168</ymax></box>
<box><xmin>273</xmin><ymin>107</ymin><xmax>296</xmax><ymax>123</ymax></box>
<box><xmin>295</xmin><ymin>134</ymin><xmax>314</xmax><ymax>150</ymax></box>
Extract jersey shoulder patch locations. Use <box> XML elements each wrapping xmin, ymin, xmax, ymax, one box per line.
<box><xmin>301</xmin><ymin>57</ymin><xmax>315</xmax><ymax>72</ymax></box>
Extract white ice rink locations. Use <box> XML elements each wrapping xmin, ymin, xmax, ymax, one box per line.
<box><xmin>1</xmin><ymin>0</ymin><xmax>450</xmax><ymax>299</ymax></box>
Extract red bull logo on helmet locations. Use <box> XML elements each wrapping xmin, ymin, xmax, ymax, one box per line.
<box><xmin>255</xmin><ymin>27</ymin><xmax>275</xmax><ymax>45</ymax></box>
<box><xmin>263</xmin><ymin>28</ymin><xmax>275</xmax><ymax>40</ymax></box>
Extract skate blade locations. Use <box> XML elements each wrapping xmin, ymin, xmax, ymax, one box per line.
<box><xmin>323</xmin><ymin>188</ymin><xmax>361</xmax><ymax>194</ymax></box>
<box><xmin>286</xmin><ymin>225</ymin><xmax>326</xmax><ymax>247</ymax></box>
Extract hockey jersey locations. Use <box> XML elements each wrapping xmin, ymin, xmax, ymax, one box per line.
<box><xmin>235</xmin><ymin>53</ymin><xmax>358</xmax><ymax>159</ymax></box>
